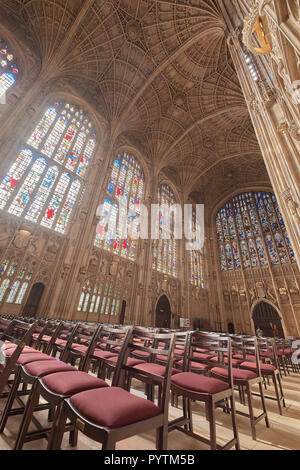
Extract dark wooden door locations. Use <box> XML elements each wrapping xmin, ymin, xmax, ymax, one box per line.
<box><xmin>252</xmin><ymin>301</ymin><xmax>284</xmax><ymax>338</ymax></box>
<box><xmin>119</xmin><ymin>300</ymin><xmax>126</xmax><ymax>325</ymax></box>
<box><xmin>155</xmin><ymin>295</ymin><xmax>171</xmax><ymax>329</ymax></box>
<box><xmin>22</xmin><ymin>283</ymin><xmax>45</xmax><ymax>317</ymax></box>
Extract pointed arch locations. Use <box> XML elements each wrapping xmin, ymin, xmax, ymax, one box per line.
<box><xmin>152</xmin><ymin>183</ymin><xmax>178</xmax><ymax>277</ymax></box>
<box><xmin>94</xmin><ymin>151</ymin><xmax>145</xmax><ymax>261</ymax></box>
<box><xmin>0</xmin><ymin>101</ymin><xmax>97</xmax><ymax>234</ymax></box>
<box><xmin>215</xmin><ymin>190</ymin><xmax>296</xmax><ymax>272</ymax></box>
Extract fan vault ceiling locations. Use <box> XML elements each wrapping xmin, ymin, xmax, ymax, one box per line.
<box><xmin>0</xmin><ymin>0</ymin><xmax>270</xmax><ymax>206</ymax></box>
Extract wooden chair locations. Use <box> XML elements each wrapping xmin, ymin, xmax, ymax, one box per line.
<box><xmin>0</xmin><ymin>319</ymin><xmax>37</xmax><ymax>395</ymax></box>
<box><xmin>212</xmin><ymin>336</ymin><xmax>269</xmax><ymax>440</ymax></box>
<box><xmin>0</xmin><ymin>320</ymin><xmax>72</xmax><ymax>434</ymax></box>
<box><xmin>169</xmin><ymin>331</ymin><xmax>240</xmax><ymax>450</ymax></box>
<box><xmin>125</xmin><ymin>328</ymin><xmax>182</xmax><ymax>403</ymax></box>
<box><xmin>92</xmin><ymin>325</ymin><xmax>145</xmax><ymax>381</ymax></box>
<box><xmin>240</xmin><ymin>337</ymin><xmax>286</xmax><ymax>415</ymax></box>
<box><xmin>11</xmin><ymin>324</ymin><xmax>109</xmax><ymax>450</ymax></box>
<box><xmin>49</xmin><ymin>327</ymin><xmax>175</xmax><ymax>450</ymax></box>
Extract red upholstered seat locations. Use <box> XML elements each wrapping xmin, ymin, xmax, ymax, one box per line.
<box><xmin>192</xmin><ymin>352</ymin><xmax>214</xmax><ymax>361</ymax></box>
<box><xmin>211</xmin><ymin>367</ymin><xmax>257</xmax><ymax>381</ymax></box>
<box><xmin>132</xmin><ymin>362</ymin><xmax>180</xmax><ymax>376</ymax></box>
<box><xmin>176</xmin><ymin>360</ymin><xmax>210</xmax><ymax>371</ymax></box>
<box><xmin>70</xmin><ymin>387</ymin><xmax>161</xmax><ymax>429</ymax></box>
<box><xmin>240</xmin><ymin>361</ymin><xmax>276</xmax><ymax>373</ymax></box>
<box><xmin>2</xmin><ymin>341</ymin><xmax>16</xmax><ymax>349</ymax></box>
<box><xmin>42</xmin><ymin>371</ymin><xmax>109</xmax><ymax>396</ymax></box>
<box><xmin>17</xmin><ymin>353</ymin><xmax>56</xmax><ymax>365</ymax></box>
<box><xmin>108</xmin><ymin>356</ymin><xmax>145</xmax><ymax>367</ymax></box>
<box><xmin>131</xmin><ymin>350</ymin><xmax>151</xmax><ymax>358</ymax></box>
<box><xmin>55</xmin><ymin>339</ymin><xmax>67</xmax><ymax>346</ymax></box>
<box><xmin>71</xmin><ymin>344</ymin><xmax>88</xmax><ymax>353</ymax></box>
<box><xmin>195</xmin><ymin>348</ymin><xmax>210</xmax><ymax>354</ymax></box>
<box><xmin>156</xmin><ymin>354</ymin><xmax>181</xmax><ymax>363</ymax></box>
<box><xmin>24</xmin><ymin>360</ymin><xmax>77</xmax><ymax>378</ymax></box>
<box><xmin>40</xmin><ymin>335</ymin><xmax>52</xmax><ymax>343</ymax></box>
<box><xmin>210</xmin><ymin>356</ymin><xmax>243</xmax><ymax>367</ymax></box>
<box><xmin>233</xmin><ymin>354</ymin><xmax>256</xmax><ymax>361</ymax></box>
<box><xmin>171</xmin><ymin>372</ymin><xmax>229</xmax><ymax>394</ymax></box>
<box><xmin>4</xmin><ymin>346</ymin><xmax>39</xmax><ymax>356</ymax></box>
<box><xmin>92</xmin><ymin>350</ymin><xmax>118</xmax><ymax>360</ymax></box>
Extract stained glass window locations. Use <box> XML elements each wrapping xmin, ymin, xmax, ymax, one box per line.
<box><xmin>0</xmin><ymin>259</ymin><xmax>31</xmax><ymax>304</ymax></box>
<box><xmin>0</xmin><ymin>39</ymin><xmax>18</xmax><ymax>99</ymax></box>
<box><xmin>152</xmin><ymin>184</ymin><xmax>178</xmax><ymax>277</ymax></box>
<box><xmin>95</xmin><ymin>152</ymin><xmax>145</xmax><ymax>261</ymax></box>
<box><xmin>188</xmin><ymin>206</ymin><xmax>204</xmax><ymax>287</ymax></box>
<box><xmin>77</xmin><ymin>279</ymin><xmax>122</xmax><ymax>319</ymax></box>
<box><xmin>216</xmin><ymin>191</ymin><xmax>295</xmax><ymax>271</ymax></box>
<box><xmin>0</xmin><ymin>102</ymin><xmax>96</xmax><ymax>234</ymax></box>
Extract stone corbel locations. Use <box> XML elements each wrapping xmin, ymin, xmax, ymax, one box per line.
<box><xmin>242</xmin><ymin>1</ymin><xmax>273</xmax><ymax>55</ymax></box>
<box><xmin>281</xmin><ymin>188</ymin><xmax>300</xmax><ymax>225</ymax></box>
<box><xmin>288</xmin><ymin>122</ymin><xmax>300</xmax><ymax>142</ymax></box>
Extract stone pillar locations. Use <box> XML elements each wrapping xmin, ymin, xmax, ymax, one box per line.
<box><xmin>228</xmin><ymin>31</ymin><xmax>300</xmax><ymax>268</ymax></box>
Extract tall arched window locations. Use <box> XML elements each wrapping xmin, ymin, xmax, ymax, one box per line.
<box><xmin>0</xmin><ymin>258</ymin><xmax>32</xmax><ymax>304</ymax></box>
<box><xmin>0</xmin><ymin>39</ymin><xmax>19</xmax><ymax>99</ymax></box>
<box><xmin>77</xmin><ymin>278</ymin><xmax>122</xmax><ymax>318</ymax></box>
<box><xmin>189</xmin><ymin>207</ymin><xmax>204</xmax><ymax>287</ymax></box>
<box><xmin>95</xmin><ymin>152</ymin><xmax>145</xmax><ymax>261</ymax></box>
<box><xmin>152</xmin><ymin>184</ymin><xmax>177</xmax><ymax>277</ymax></box>
<box><xmin>0</xmin><ymin>102</ymin><xmax>96</xmax><ymax>233</ymax></box>
<box><xmin>216</xmin><ymin>191</ymin><xmax>296</xmax><ymax>271</ymax></box>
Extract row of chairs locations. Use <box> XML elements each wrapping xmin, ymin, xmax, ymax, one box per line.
<box><xmin>0</xmin><ymin>316</ymin><xmax>296</xmax><ymax>450</ymax></box>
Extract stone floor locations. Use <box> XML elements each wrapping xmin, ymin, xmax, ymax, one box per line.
<box><xmin>0</xmin><ymin>371</ymin><xmax>300</xmax><ymax>451</ymax></box>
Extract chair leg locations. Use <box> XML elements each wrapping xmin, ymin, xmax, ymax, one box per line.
<box><xmin>207</xmin><ymin>400</ymin><xmax>217</xmax><ymax>450</ymax></box>
<box><xmin>272</xmin><ymin>373</ymin><xmax>282</xmax><ymax>415</ymax></box>
<box><xmin>69</xmin><ymin>428</ymin><xmax>79</xmax><ymax>447</ymax></box>
<box><xmin>258</xmin><ymin>381</ymin><xmax>270</xmax><ymax>428</ymax></box>
<box><xmin>277</xmin><ymin>373</ymin><xmax>286</xmax><ymax>408</ymax></box>
<box><xmin>0</xmin><ymin>368</ymin><xmax>22</xmax><ymax>433</ymax></box>
<box><xmin>47</xmin><ymin>402</ymin><xmax>68</xmax><ymax>450</ymax></box>
<box><xmin>14</xmin><ymin>381</ymin><xmax>41</xmax><ymax>450</ymax></box>
<box><xmin>246</xmin><ymin>383</ymin><xmax>256</xmax><ymax>441</ymax></box>
<box><xmin>156</xmin><ymin>424</ymin><xmax>168</xmax><ymax>450</ymax></box>
<box><xmin>229</xmin><ymin>395</ymin><xmax>240</xmax><ymax>450</ymax></box>
<box><xmin>102</xmin><ymin>434</ymin><xmax>116</xmax><ymax>450</ymax></box>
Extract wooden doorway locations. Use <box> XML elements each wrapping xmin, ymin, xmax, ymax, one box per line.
<box><xmin>252</xmin><ymin>301</ymin><xmax>284</xmax><ymax>338</ymax></box>
<box><xmin>119</xmin><ymin>300</ymin><xmax>126</xmax><ymax>325</ymax></box>
<box><xmin>22</xmin><ymin>283</ymin><xmax>45</xmax><ymax>317</ymax></box>
<box><xmin>155</xmin><ymin>295</ymin><xmax>171</xmax><ymax>329</ymax></box>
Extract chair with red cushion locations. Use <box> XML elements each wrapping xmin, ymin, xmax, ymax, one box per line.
<box><xmin>169</xmin><ymin>331</ymin><xmax>240</xmax><ymax>450</ymax></box>
<box><xmin>91</xmin><ymin>325</ymin><xmax>145</xmax><ymax>382</ymax></box>
<box><xmin>0</xmin><ymin>321</ymin><xmax>81</xmax><ymax>439</ymax></box>
<box><xmin>12</xmin><ymin>324</ymin><xmax>111</xmax><ymax>450</ymax></box>
<box><xmin>49</xmin><ymin>326</ymin><xmax>175</xmax><ymax>450</ymax></box>
<box><xmin>31</xmin><ymin>320</ymin><xmax>60</xmax><ymax>352</ymax></box>
<box><xmin>212</xmin><ymin>336</ymin><xmax>269</xmax><ymax>440</ymax></box>
<box><xmin>124</xmin><ymin>328</ymin><xmax>183</xmax><ymax>404</ymax></box>
<box><xmin>239</xmin><ymin>337</ymin><xmax>286</xmax><ymax>415</ymax></box>
<box><xmin>0</xmin><ymin>319</ymin><xmax>37</xmax><ymax>395</ymax></box>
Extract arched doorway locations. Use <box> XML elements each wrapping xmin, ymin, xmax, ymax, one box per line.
<box><xmin>252</xmin><ymin>301</ymin><xmax>284</xmax><ymax>338</ymax></box>
<box><xmin>22</xmin><ymin>283</ymin><xmax>45</xmax><ymax>317</ymax></box>
<box><xmin>228</xmin><ymin>322</ymin><xmax>235</xmax><ymax>334</ymax></box>
<box><xmin>155</xmin><ymin>295</ymin><xmax>171</xmax><ymax>329</ymax></box>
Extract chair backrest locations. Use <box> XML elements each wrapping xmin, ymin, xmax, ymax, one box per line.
<box><xmin>190</xmin><ymin>330</ymin><xmax>233</xmax><ymax>387</ymax></box>
<box><xmin>0</xmin><ymin>319</ymin><xmax>37</xmax><ymax>393</ymax></box>
<box><xmin>232</xmin><ymin>335</ymin><xmax>262</xmax><ymax>376</ymax></box>
<box><xmin>65</xmin><ymin>323</ymin><xmax>101</xmax><ymax>371</ymax></box>
<box><xmin>257</xmin><ymin>337</ymin><xmax>279</xmax><ymax>369</ymax></box>
<box><xmin>118</xmin><ymin>328</ymin><xmax>175</xmax><ymax>414</ymax></box>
